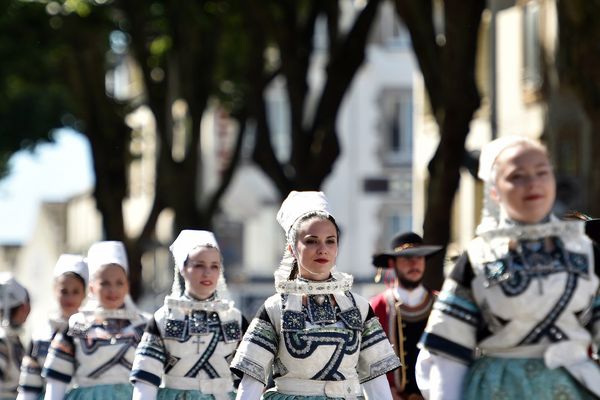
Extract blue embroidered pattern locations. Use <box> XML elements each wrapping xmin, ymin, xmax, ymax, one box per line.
<box><xmin>482</xmin><ymin>237</ymin><xmax>589</xmax><ymax>297</ymax></box>
<box><xmin>282</xmin><ymin>327</ymin><xmax>360</xmax><ymax>380</ymax></box>
<box><xmin>245</xmin><ymin>319</ymin><xmax>278</xmax><ymax>355</ymax></box>
<box><xmin>135</xmin><ymin>333</ymin><xmax>166</xmax><ymax>364</ymax></box>
<box><xmin>435</xmin><ymin>292</ymin><xmax>481</xmax><ymax>327</ymax></box>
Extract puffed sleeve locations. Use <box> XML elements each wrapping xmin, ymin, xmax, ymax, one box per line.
<box><xmin>356</xmin><ymin>302</ymin><xmax>401</xmax><ymax>383</ymax></box>
<box><xmin>41</xmin><ymin>332</ymin><xmax>75</xmax><ymax>384</ymax></box>
<box><xmin>419</xmin><ymin>252</ymin><xmax>482</xmax><ymax>365</ymax></box>
<box><xmin>130</xmin><ymin>313</ymin><xmax>167</xmax><ymax>388</ymax></box>
<box><xmin>18</xmin><ymin>339</ymin><xmax>46</xmax><ymax>395</ymax></box>
<box><xmin>589</xmin><ymin>244</ymin><xmax>600</xmax><ymax>344</ymax></box>
<box><xmin>230</xmin><ymin>296</ymin><xmax>279</xmax><ymax>385</ymax></box>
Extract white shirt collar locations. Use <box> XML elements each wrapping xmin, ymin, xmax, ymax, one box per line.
<box><xmin>394</xmin><ymin>284</ymin><xmax>426</xmax><ymax>307</ymax></box>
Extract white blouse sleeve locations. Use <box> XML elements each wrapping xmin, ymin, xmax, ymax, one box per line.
<box><xmin>416</xmin><ymin>348</ymin><xmax>468</xmax><ymax>400</ymax></box>
<box><xmin>235</xmin><ymin>374</ymin><xmax>265</xmax><ymax>400</ymax></box>
<box><xmin>132</xmin><ymin>381</ymin><xmax>159</xmax><ymax>400</ymax></box>
<box><xmin>362</xmin><ymin>374</ymin><xmax>393</xmax><ymax>400</ymax></box>
<box><xmin>43</xmin><ymin>379</ymin><xmax>67</xmax><ymax>400</ymax></box>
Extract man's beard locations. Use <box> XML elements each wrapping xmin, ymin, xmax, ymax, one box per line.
<box><xmin>398</xmin><ymin>276</ymin><xmax>422</xmax><ymax>289</ymax></box>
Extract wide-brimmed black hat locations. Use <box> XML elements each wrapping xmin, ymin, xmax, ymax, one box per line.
<box><xmin>372</xmin><ymin>232</ymin><xmax>443</xmax><ymax>268</ymax></box>
<box><xmin>585</xmin><ymin>219</ymin><xmax>600</xmax><ymax>244</ymax></box>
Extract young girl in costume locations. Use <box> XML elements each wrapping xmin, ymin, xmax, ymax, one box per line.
<box><xmin>130</xmin><ymin>229</ymin><xmax>246</xmax><ymax>400</ymax></box>
<box><xmin>17</xmin><ymin>254</ymin><xmax>88</xmax><ymax>400</ymax></box>
<box><xmin>42</xmin><ymin>241</ymin><xmax>148</xmax><ymax>400</ymax></box>
<box><xmin>0</xmin><ymin>273</ymin><xmax>30</xmax><ymax>399</ymax></box>
<box><xmin>231</xmin><ymin>191</ymin><xmax>401</xmax><ymax>400</ymax></box>
<box><xmin>416</xmin><ymin>136</ymin><xmax>600</xmax><ymax>399</ymax></box>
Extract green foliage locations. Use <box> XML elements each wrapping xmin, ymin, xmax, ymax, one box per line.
<box><xmin>0</xmin><ymin>0</ymin><xmax>73</xmax><ymax>176</ymax></box>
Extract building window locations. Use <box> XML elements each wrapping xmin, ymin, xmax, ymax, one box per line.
<box><xmin>374</xmin><ymin>1</ymin><xmax>411</xmax><ymax>48</ymax></box>
<box><xmin>265</xmin><ymin>78</ymin><xmax>291</xmax><ymax>162</ymax></box>
<box><xmin>523</xmin><ymin>1</ymin><xmax>542</xmax><ymax>100</ymax></box>
<box><xmin>378</xmin><ymin>88</ymin><xmax>413</xmax><ymax>165</ymax></box>
<box><xmin>380</xmin><ymin>206</ymin><xmax>412</xmax><ymax>248</ymax></box>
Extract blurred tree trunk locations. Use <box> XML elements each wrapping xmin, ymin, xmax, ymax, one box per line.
<box><xmin>242</xmin><ymin>0</ymin><xmax>382</xmax><ymax>197</ymax></box>
<box><xmin>3</xmin><ymin>1</ymin><xmax>247</xmax><ymax>299</ymax></box>
<box><xmin>556</xmin><ymin>0</ymin><xmax>600</xmax><ymax>217</ymax></box>
<box><xmin>395</xmin><ymin>0</ymin><xmax>485</xmax><ymax>290</ymax></box>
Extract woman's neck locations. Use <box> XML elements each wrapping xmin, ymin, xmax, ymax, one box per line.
<box><xmin>185</xmin><ymin>290</ymin><xmax>216</xmax><ymax>301</ymax></box>
<box><xmin>298</xmin><ymin>273</ymin><xmax>333</xmax><ymax>282</ymax></box>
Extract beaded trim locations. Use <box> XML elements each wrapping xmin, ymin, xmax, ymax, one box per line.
<box><xmin>80</xmin><ymin>308</ymin><xmax>141</xmax><ymax>320</ymax></box>
<box><xmin>479</xmin><ymin>220</ymin><xmax>585</xmax><ymax>241</ymax></box>
<box><xmin>164</xmin><ymin>296</ymin><xmax>233</xmax><ymax>312</ymax></box>
<box><xmin>275</xmin><ymin>272</ymin><xmax>354</xmax><ymax>295</ymax></box>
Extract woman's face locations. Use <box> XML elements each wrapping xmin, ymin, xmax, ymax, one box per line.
<box><xmin>89</xmin><ymin>264</ymin><xmax>129</xmax><ymax>309</ymax></box>
<box><xmin>292</xmin><ymin>217</ymin><xmax>338</xmax><ymax>281</ymax></box>
<box><xmin>55</xmin><ymin>274</ymin><xmax>86</xmax><ymax>318</ymax></box>
<box><xmin>491</xmin><ymin>144</ymin><xmax>556</xmax><ymax>224</ymax></box>
<box><xmin>182</xmin><ymin>246</ymin><xmax>221</xmax><ymax>300</ymax></box>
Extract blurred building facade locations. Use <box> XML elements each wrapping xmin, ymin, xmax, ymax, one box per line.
<box><xmin>2</xmin><ymin>0</ymin><xmax>578</xmax><ymax>331</ymax></box>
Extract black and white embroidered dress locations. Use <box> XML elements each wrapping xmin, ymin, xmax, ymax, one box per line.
<box><xmin>130</xmin><ymin>293</ymin><xmax>245</xmax><ymax>400</ymax></box>
<box><xmin>231</xmin><ymin>273</ymin><xmax>401</xmax><ymax>399</ymax></box>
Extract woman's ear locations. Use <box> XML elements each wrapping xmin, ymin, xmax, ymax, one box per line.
<box><xmin>490</xmin><ymin>185</ymin><xmax>500</xmax><ymax>203</ymax></box>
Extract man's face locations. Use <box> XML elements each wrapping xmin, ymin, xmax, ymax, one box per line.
<box><xmin>391</xmin><ymin>255</ymin><xmax>426</xmax><ymax>289</ymax></box>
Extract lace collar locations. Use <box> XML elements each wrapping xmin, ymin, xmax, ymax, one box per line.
<box><xmin>164</xmin><ymin>293</ymin><xmax>233</xmax><ymax>312</ymax></box>
<box><xmin>275</xmin><ymin>271</ymin><xmax>353</xmax><ymax>295</ymax></box>
<box><xmin>478</xmin><ymin>216</ymin><xmax>585</xmax><ymax>242</ymax></box>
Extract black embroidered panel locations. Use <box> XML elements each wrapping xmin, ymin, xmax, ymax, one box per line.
<box><xmin>221</xmin><ymin>320</ymin><xmax>241</xmax><ymax>343</ymax></box>
<box><xmin>306</xmin><ymin>295</ymin><xmax>337</xmax><ymax>325</ymax></box>
<box><xmin>164</xmin><ymin>319</ymin><xmax>186</xmax><ymax>340</ymax></box>
<box><xmin>483</xmin><ymin>237</ymin><xmax>589</xmax><ymax>297</ymax></box>
<box><xmin>282</xmin><ymin>310</ymin><xmax>305</xmax><ymax>331</ymax></box>
<box><xmin>282</xmin><ymin>327</ymin><xmax>360</xmax><ymax>380</ymax></box>
<box><xmin>339</xmin><ymin>308</ymin><xmax>363</xmax><ymax>330</ymax></box>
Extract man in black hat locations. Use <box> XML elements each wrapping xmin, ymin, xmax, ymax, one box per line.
<box><xmin>370</xmin><ymin>232</ymin><xmax>442</xmax><ymax>400</ymax></box>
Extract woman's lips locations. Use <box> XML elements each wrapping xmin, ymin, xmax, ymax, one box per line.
<box><xmin>314</xmin><ymin>259</ymin><xmax>329</xmax><ymax>264</ymax></box>
<box><xmin>200</xmin><ymin>280</ymin><xmax>213</xmax><ymax>285</ymax></box>
<box><xmin>524</xmin><ymin>194</ymin><xmax>543</xmax><ymax>201</ymax></box>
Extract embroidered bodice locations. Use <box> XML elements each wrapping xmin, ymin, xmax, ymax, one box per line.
<box><xmin>42</xmin><ymin>307</ymin><xmax>148</xmax><ymax>387</ymax></box>
<box><xmin>0</xmin><ymin>326</ymin><xmax>24</xmax><ymax>398</ymax></box>
<box><xmin>421</xmin><ymin>219</ymin><xmax>600</xmax><ymax>364</ymax></box>
<box><xmin>130</xmin><ymin>293</ymin><xmax>243</xmax><ymax>399</ymax></box>
<box><xmin>19</xmin><ymin>317</ymin><xmax>67</xmax><ymax>395</ymax></box>
<box><xmin>231</xmin><ymin>278</ymin><xmax>401</xmax><ymax>398</ymax></box>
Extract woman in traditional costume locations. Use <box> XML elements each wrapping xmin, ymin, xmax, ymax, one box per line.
<box><xmin>42</xmin><ymin>241</ymin><xmax>148</xmax><ymax>400</ymax></box>
<box><xmin>0</xmin><ymin>273</ymin><xmax>30</xmax><ymax>399</ymax></box>
<box><xmin>131</xmin><ymin>230</ymin><xmax>246</xmax><ymax>400</ymax></box>
<box><xmin>231</xmin><ymin>191</ymin><xmax>401</xmax><ymax>400</ymax></box>
<box><xmin>17</xmin><ymin>254</ymin><xmax>88</xmax><ymax>400</ymax></box>
<box><xmin>416</xmin><ymin>136</ymin><xmax>600</xmax><ymax>399</ymax></box>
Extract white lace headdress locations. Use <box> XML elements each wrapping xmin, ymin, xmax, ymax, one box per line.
<box><xmin>87</xmin><ymin>241</ymin><xmax>129</xmax><ymax>278</ymax></box>
<box><xmin>274</xmin><ymin>191</ymin><xmax>353</xmax><ymax>293</ymax></box>
<box><xmin>0</xmin><ymin>273</ymin><xmax>28</xmax><ymax>327</ymax></box>
<box><xmin>476</xmin><ymin>135</ymin><xmax>543</xmax><ymax>235</ymax></box>
<box><xmin>169</xmin><ymin>229</ymin><xmax>229</xmax><ymax>299</ymax></box>
<box><xmin>54</xmin><ymin>254</ymin><xmax>89</xmax><ymax>287</ymax></box>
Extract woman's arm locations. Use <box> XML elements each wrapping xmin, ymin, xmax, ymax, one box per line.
<box><xmin>43</xmin><ymin>379</ymin><xmax>67</xmax><ymax>400</ymax></box>
<box><xmin>415</xmin><ymin>349</ymin><xmax>467</xmax><ymax>400</ymax></box>
<box><xmin>132</xmin><ymin>381</ymin><xmax>158</xmax><ymax>400</ymax></box>
<box><xmin>235</xmin><ymin>374</ymin><xmax>265</xmax><ymax>400</ymax></box>
<box><xmin>362</xmin><ymin>374</ymin><xmax>393</xmax><ymax>400</ymax></box>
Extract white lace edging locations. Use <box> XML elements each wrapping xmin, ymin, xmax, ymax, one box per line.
<box><xmin>164</xmin><ymin>296</ymin><xmax>234</xmax><ymax>312</ymax></box>
<box><xmin>478</xmin><ymin>219</ymin><xmax>585</xmax><ymax>241</ymax></box>
<box><xmin>274</xmin><ymin>271</ymin><xmax>354</xmax><ymax>295</ymax></box>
